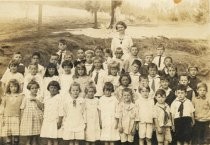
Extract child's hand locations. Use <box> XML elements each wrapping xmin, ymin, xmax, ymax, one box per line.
<box><xmin>131</xmin><ymin>127</ymin><xmax>136</xmax><ymax>136</ymax></box>
<box><xmin>119</xmin><ymin>127</ymin><xmax>123</xmax><ymax>133</ymax></box>
<box><xmin>157</xmin><ymin>127</ymin><xmax>162</xmax><ymax>134</ymax></box>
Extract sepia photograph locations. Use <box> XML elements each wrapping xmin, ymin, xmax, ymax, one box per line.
<box><xmin>0</xmin><ymin>0</ymin><xmax>210</xmax><ymax>145</ymax></box>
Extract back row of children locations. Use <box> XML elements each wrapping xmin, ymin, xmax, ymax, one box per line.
<box><xmin>0</xmin><ymin>38</ymin><xmax>209</xmax><ymax>145</ymax></box>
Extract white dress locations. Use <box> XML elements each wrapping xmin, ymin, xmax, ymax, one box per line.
<box><xmin>61</xmin><ymin>96</ymin><xmax>86</xmax><ymax>140</ymax></box>
<box><xmin>99</xmin><ymin>95</ymin><xmax>120</xmax><ymax>141</ymax></box>
<box><xmin>40</xmin><ymin>94</ymin><xmax>63</xmax><ymax>138</ymax></box>
<box><xmin>85</xmin><ymin>98</ymin><xmax>100</xmax><ymax>141</ymax></box>
<box><xmin>42</xmin><ymin>76</ymin><xmax>60</xmax><ymax>98</ymax></box>
<box><xmin>59</xmin><ymin>74</ymin><xmax>73</xmax><ymax>95</ymax></box>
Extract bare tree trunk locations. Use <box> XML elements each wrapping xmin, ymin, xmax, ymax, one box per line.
<box><xmin>108</xmin><ymin>0</ymin><xmax>115</xmax><ymax>29</ymax></box>
<box><xmin>94</xmin><ymin>10</ymin><xmax>98</xmax><ymax>28</ymax></box>
<box><xmin>38</xmin><ymin>4</ymin><xmax>43</xmax><ymax>32</ymax></box>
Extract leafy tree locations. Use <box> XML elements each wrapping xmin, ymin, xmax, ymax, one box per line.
<box><xmin>85</xmin><ymin>1</ymin><xmax>100</xmax><ymax>28</ymax></box>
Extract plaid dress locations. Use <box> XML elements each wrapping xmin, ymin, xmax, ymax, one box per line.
<box><xmin>20</xmin><ymin>95</ymin><xmax>43</xmax><ymax>136</ymax></box>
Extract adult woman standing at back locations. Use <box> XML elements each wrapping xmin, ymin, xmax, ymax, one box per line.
<box><xmin>111</xmin><ymin>21</ymin><xmax>133</xmax><ymax>59</ymax></box>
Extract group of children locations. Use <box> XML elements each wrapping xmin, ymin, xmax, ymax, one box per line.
<box><xmin>0</xmin><ymin>38</ymin><xmax>210</xmax><ymax>145</ymax></box>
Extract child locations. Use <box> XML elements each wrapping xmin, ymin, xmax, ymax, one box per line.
<box><xmin>148</xmin><ymin>63</ymin><xmax>160</xmax><ymax>98</ymax></box>
<box><xmin>159</xmin><ymin>57</ymin><xmax>173</xmax><ymax>77</ymax></box>
<box><xmin>113</xmin><ymin>47</ymin><xmax>125</xmax><ymax>73</ymax></box>
<box><xmin>178</xmin><ymin>73</ymin><xmax>195</xmax><ymax>101</ymax></box>
<box><xmin>140</xmin><ymin>52</ymin><xmax>153</xmax><ymax>76</ymax></box>
<box><xmin>73</xmin><ymin>62</ymin><xmax>92</xmax><ymax>98</ymax></box>
<box><xmin>59</xmin><ymin>51</ymin><xmax>75</xmax><ymax>75</ymax></box>
<box><xmin>90</xmin><ymin>57</ymin><xmax>107</xmax><ymax>98</ymax></box>
<box><xmin>129</xmin><ymin>59</ymin><xmax>141</xmax><ymax>92</ymax></box>
<box><xmin>124</xmin><ymin>45</ymin><xmax>142</xmax><ymax>72</ymax></box>
<box><xmin>192</xmin><ymin>83</ymin><xmax>210</xmax><ymax>145</ymax></box>
<box><xmin>114</xmin><ymin>73</ymin><xmax>132</xmax><ymax>102</ymax></box>
<box><xmin>1</xmin><ymin>60</ymin><xmax>24</xmax><ymax>93</ymax></box>
<box><xmin>159</xmin><ymin>76</ymin><xmax>176</xmax><ymax>106</ymax></box>
<box><xmin>117</xmin><ymin>88</ymin><xmax>137</xmax><ymax>145</ymax></box>
<box><xmin>166</xmin><ymin>64</ymin><xmax>179</xmax><ymax>92</ymax></box>
<box><xmin>27</xmin><ymin>52</ymin><xmax>45</xmax><ymax>76</ymax></box>
<box><xmin>76</xmin><ymin>48</ymin><xmax>86</xmax><ymax>63</ymax></box>
<box><xmin>57</xmin><ymin>39</ymin><xmax>67</xmax><ymax>65</ymax></box>
<box><xmin>59</xmin><ymin>60</ymin><xmax>74</xmax><ymax>95</ymax></box>
<box><xmin>59</xmin><ymin>82</ymin><xmax>86</xmax><ymax>145</ymax></box>
<box><xmin>49</xmin><ymin>53</ymin><xmax>60</xmax><ymax>70</ymax></box>
<box><xmin>99</xmin><ymin>82</ymin><xmax>120</xmax><ymax>145</ymax></box>
<box><xmin>135</xmin><ymin>86</ymin><xmax>154</xmax><ymax>145</ymax></box>
<box><xmin>23</xmin><ymin>63</ymin><xmax>43</xmax><ymax>94</ymax></box>
<box><xmin>103</xmin><ymin>48</ymin><xmax>113</xmax><ymax>71</ymax></box>
<box><xmin>84</xmin><ymin>83</ymin><xmax>100</xmax><ymax>145</ymax></box>
<box><xmin>170</xmin><ymin>84</ymin><xmax>195</xmax><ymax>145</ymax></box>
<box><xmin>152</xmin><ymin>44</ymin><xmax>166</xmax><ymax>71</ymax></box>
<box><xmin>43</xmin><ymin>63</ymin><xmax>60</xmax><ymax>98</ymax></box>
<box><xmin>40</xmin><ymin>81</ymin><xmax>63</xmax><ymax>145</ymax></box>
<box><xmin>105</xmin><ymin>60</ymin><xmax>120</xmax><ymax>89</ymax></box>
<box><xmin>85</xmin><ymin>50</ymin><xmax>94</xmax><ymax>75</ymax></box>
<box><xmin>94</xmin><ymin>46</ymin><xmax>104</xmax><ymax>58</ymax></box>
<box><xmin>20</xmin><ymin>80</ymin><xmax>43</xmax><ymax>145</ymax></box>
<box><xmin>154</xmin><ymin>89</ymin><xmax>172</xmax><ymax>145</ymax></box>
<box><xmin>187</xmin><ymin>65</ymin><xmax>201</xmax><ymax>92</ymax></box>
<box><xmin>1</xmin><ymin>79</ymin><xmax>24</xmax><ymax>145</ymax></box>
<box><xmin>138</xmin><ymin>75</ymin><xmax>154</xmax><ymax>99</ymax></box>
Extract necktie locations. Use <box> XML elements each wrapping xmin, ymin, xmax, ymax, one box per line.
<box><xmin>151</xmin><ymin>79</ymin><xmax>155</xmax><ymax>92</ymax></box>
<box><xmin>159</xmin><ymin>106</ymin><xmax>169</xmax><ymax>125</ymax></box>
<box><xmin>94</xmin><ymin>72</ymin><xmax>99</xmax><ymax>84</ymax></box>
<box><xmin>178</xmin><ymin>101</ymin><xmax>184</xmax><ymax>117</ymax></box>
<box><xmin>58</xmin><ymin>51</ymin><xmax>63</xmax><ymax>64</ymax></box>
<box><xmin>158</xmin><ymin>55</ymin><xmax>162</xmax><ymax>67</ymax></box>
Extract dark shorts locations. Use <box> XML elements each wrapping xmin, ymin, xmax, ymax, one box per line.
<box><xmin>174</xmin><ymin>117</ymin><xmax>192</xmax><ymax>143</ymax></box>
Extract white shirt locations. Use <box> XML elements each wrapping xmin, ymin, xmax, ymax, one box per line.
<box><xmin>152</xmin><ymin>55</ymin><xmax>166</xmax><ymax>71</ymax></box>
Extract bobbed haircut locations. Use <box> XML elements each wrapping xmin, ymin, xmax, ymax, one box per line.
<box><xmin>47</xmin><ymin>81</ymin><xmax>61</xmax><ymax>91</ymax></box>
<box><xmin>5</xmin><ymin>79</ymin><xmax>21</xmax><ymax>94</ymax></box>
<box><xmin>27</xmin><ymin>80</ymin><xmax>40</xmax><ymax>90</ymax></box>
<box><xmin>155</xmin><ymin>89</ymin><xmax>166</xmax><ymax>97</ymax></box>
<box><xmin>103</xmin><ymin>82</ymin><xmax>115</xmax><ymax>93</ymax></box>
<box><xmin>115</xmin><ymin>21</ymin><xmax>127</xmax><ymax>30</ymax></box>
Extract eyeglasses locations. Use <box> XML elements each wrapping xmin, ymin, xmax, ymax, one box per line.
<box><xmin>73</xmin><ymin>100</ymin><xmax>76</xmax><ymax>107</ymax></box>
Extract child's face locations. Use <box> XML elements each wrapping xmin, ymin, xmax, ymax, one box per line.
<box><xmin>104</xmin><ymin>89</ymin><xmax>112</xmax><ymax>97</ymax></box>
<box><xmin>157</xmin><ymin>47</ymin><xmax>164</xmax><ymax>56</ymax></box>
<box><xmin>131</xmin><ymin>64</ymin><xmax>139</xmax><ymax>74</ymax></box>
<box><xmin>123</xmin><ymin>91</ymin><xmax>132</xmax><ymax>103</ymax></box>
<box><xmin>77</xmin><ymin>50</ymin><xmax>85</xmax><ymax>60</ymax></box>
<box><xmin>30</xmin><ymin>84</ymin><xmax>39</xmax><ymax>95</ymax></box>
<box><xmin>175</xmin><ymin>90</ymin><xmax>186</xmax><ymax>101</ymax></box>
<box><xmin>63</xmin><ymin>66</ymin><xmax>71</xmax><ymax>74</ymax></box>
<box><xmin>168</xmin><ymin>67</ymin><xmax>176</xmax><ymax>77</ymax></box>
<box><xmin>140</xmin><ymin>88</ymin><xmax>149</xmax><ymax>98</ymax></box>
<box><xmin>105</xmin><ymin>52</ymin><xmax>111</xmax><ymax>59</ymax></box>
<box><xmin>121</xmin><ymin>76</ymin><xmax>129</xmax><ymax>87</ymax></box>
<box><xmin>85</xmin><ymin>54</ymin><xmax>93</xmax><ymax>63</ymax></box>
<box><xmin>13</xmin><ymin>54</ymin><xmax>22</xmax><ymax>63</ymax></box>
<box><xmin>93</xmin><ymin>59</ymin><xmax>102</xmax><ymax>70</ymax></box>
<box><xmin>49</xmin><ymin>85</ymin><xmax>59</xmax><ymax>96</ymax></box>
<box><xmin>58</xmin><ymin>42</ymin><xmax>67</xmax><ymax>51</ymax></box>
<box><xmin>10</xmin><ymin>84</ymin><xmax>18</xmax><ymax>93</ymax></box>
<box><xmin>110</xmin><ymin>67</ymin><xmax>118</xmax><ymax>76</ymax></box>
<box><xmin>50</xmin><ymin>55</ymin><xmax>58</xmax><ymax>64</ymax></box>
<box><xmin>130</xmin><ymin>47</ymin><xmax>139</xmax><ymax>56</ymax></box>
<box><xmin>189</xmin><ymin>68</ymin><xmax>198</xmax><ymax>77</ymax></box>
<box><xmin>29</xmin><ymin>65</ymin><xmax>38</xmax><ymax>75</ymax></box>
<box><xmin>179</xmin><ymin>76</ymin><xmax>189</xmax><ymax>86</ymax></box>
<box><xmin>197</xmin><ymin>87</ymin><xmax>207</xmax><ymax>97</ymax></box>
<box><xmin>31</xmin><ymin>55</ymin><xmax>40</xmax><ymax>64</ymax></box>
<box><xmin>144</xmin><ymin>55</ymin><xmax>153</xmax><ymax>64</ymax></box>
<box><xmin>10</xmin><ymin>65</ymin><xmax>18</xmax><ymax>73</ymax></box>
<box><xmin>77</xmin><ymin>67</ymin><xmax>85</xmax><ymax>76</ymax></box>
<box><xmin>48</xmin><ymin>68</ymin><xmax>56</xmax><ymax>76</ymax></box>
<box><xmin>164</xmin><ymin>58</ymin><xmax>172</xmax><ymax>67</ymax></box>
<box><xmin>156</xmin><ymin>94</ymin><xmax>166</xmax><ymax>104</ymax></box>
<box><xmin>140</xmin><ymin>78</ymin><xmax>149</xmax><ymax>87</ymax></box>
<box><xmin>95</xmin><ymin>49</ymin><xmax>103</xmax><ymax>57</ymax></box>
<box><xmin>64</xmin><ymin>54</ymin><xmax>73</xmax><ymax>61</ymax></box>
<box><xmin>86</xmin><ymin>88</ymin><xmax>95</xmax><ymax>99</ymax></box>
<box><xmin>70</xmin><ymin>86</ymin><xmax>80</xmax><ymax>99</ymax></box>
<box><xmin>115</xmin><ymin>51</ymin><xmax>123</xmax><ymax>59</ymax></box>
<box><xmin>160</xmin><ymin>80</ymin><xmax>169</xmax><ymax>89</ymax></box>
<box><xmin>148</xmin><ymin>67</ymin><xmax>157</xmax><ymax>77</ymax></box>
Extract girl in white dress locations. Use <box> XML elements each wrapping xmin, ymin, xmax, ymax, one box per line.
<box><xmin>40</xmin><ymin>81</ymin><xmax>62</xmax><ymax>145</ymax></box>
<box><xmin>84</xmin><ymin>82</ymin><xmax>100</xmax><ymax>145</ymax></box>
<box><xmin>60</xmin><ymin>82</ymin><xmax>86</xmax><ymax>145</ymax></box>
<box><xmin>99</xmin><ymin>82</ymin><xmax>120</xmax><ymax>145</ymax></box>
